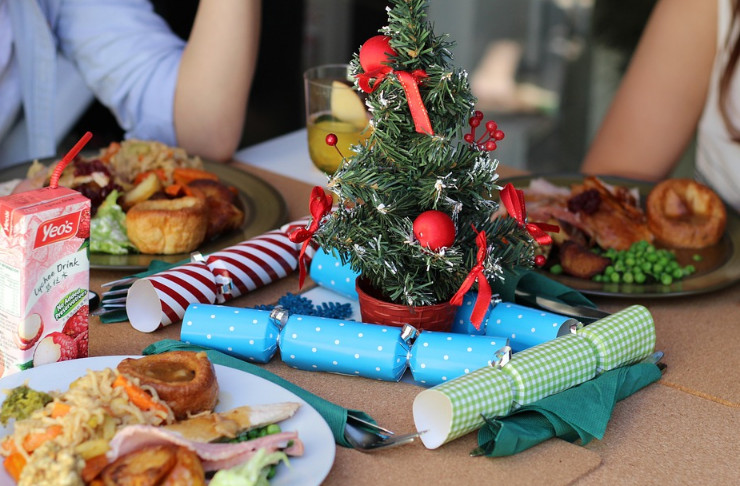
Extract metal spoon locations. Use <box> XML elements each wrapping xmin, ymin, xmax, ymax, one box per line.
<box><xmin>344</xmin><ymin>414</ymin><xmax>421</xmax><ymax>452</ymax></box>
<box><xmin>344</xmin><ymin>425</ymin><xmax>421</xmax><ymax>452</ymax></box>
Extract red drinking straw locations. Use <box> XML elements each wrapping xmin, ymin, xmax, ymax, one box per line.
<box><xmin>49</xmin><ymin>131</ymin><xmax>93</xmax><ymax>189</ymax></box>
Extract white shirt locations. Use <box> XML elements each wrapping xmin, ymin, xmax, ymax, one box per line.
<box><xmin>696</xmin><ymin>0</ymin><xmax>740</xmax><ymax>212</ymax></box>
<box><xmin>0</xmin><ymin>0</ymin><xmax>22</xmax><ymax>144</ymax></box>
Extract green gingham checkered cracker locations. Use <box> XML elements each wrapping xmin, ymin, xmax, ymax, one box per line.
<box><xmin>413</xmin><ymin>366</ymin><xmax>512</xmax><ymax>449</ymax></box>
<box><xmin>502</xmin><ymin>333</ymin><xmax>597</xmax><ymax>408</ymax></box>
<box><xmin>578</xmin><ymin>305</ymin><xmax>655</xmax><ymax>373</ymax></box>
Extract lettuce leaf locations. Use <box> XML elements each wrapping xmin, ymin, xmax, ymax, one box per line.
<box><xmin>209</xmin><ymin>448</ymin><xmax>290</xmax><ymax>486</ymax></box>
<box><xmin>90</xmin><ymin>190</ymin><xmax>137</xmax><ymax>254</ymax></box>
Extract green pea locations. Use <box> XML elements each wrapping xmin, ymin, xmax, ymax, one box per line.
<box><xmin>549</xmin><ymin>264</ymin><xmax>563</xmax><ymax>275</ymax></box>
<box><xmin>623</xmin><ymin>272</ymin><xmax>634</xmax><ymax>284</ymax></box>
<box><xmin>634</xmin><ymin>272</ymin><xmax>647</xmax><ymax>284</ymax></box>
<box><xmin>610</xmin><ymin>272</ymin><xmax>621</xmax><ymax>283</ymax></box>
<box><xmin>692</xmin><ymin>254</ymin><xmax>703</xmax><ymax>262</ymax></box>
<box><xmin>660</xmin><ymin>274</ymin><xmax>673</xmax><ymax>286</ymax></box>
<box><xmin>266</xmin><ymin>424</ymin><xmax>282</xmax><ymax>435</ymax></box>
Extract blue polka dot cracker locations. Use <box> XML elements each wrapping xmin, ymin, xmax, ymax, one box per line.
<box><xmin>408</xmin><ymin>331</ymin><xmax>509</xmax><ymax>386</ymax></box>
<box><xmin>180</xmin><ymin>304</ymin><xmax>280</xmax><ymax>363</ymax></box>
<box><xmin>279</xmin><ymin>315</ymin><xmax>411</xmax><ymax>381</ymax></box>
<box><xmin>449</xmin><ymin>291</ymin><xmax>492</xmax><ymax>335</ymax></box>
<box><xmin>486</xmin><ymin>301</ymin><xmax>573</xmax><ymax>352</ymax></box>
<box><xmin>309</xmin><ymin>248</ymin><xmax>360</xmax><ymax>300</ymax></box>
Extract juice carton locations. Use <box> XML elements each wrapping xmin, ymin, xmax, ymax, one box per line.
<box><xmin>0</xmin><ymin>186</ymin><xmax>91</xmax><ymax>378</ymax></box>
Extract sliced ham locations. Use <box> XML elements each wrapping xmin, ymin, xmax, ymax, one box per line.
<box><xmin>107</xmin><ymin>424</ymin><xmax>303</xmax><ymax>472</ymax></box>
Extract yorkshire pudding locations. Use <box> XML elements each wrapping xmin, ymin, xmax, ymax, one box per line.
<box><xmin>125</xmin><ymin>196</ymin><xmax>207</xmax><ymax>254</ymax></box>
<box><xmin>646</xmin><ymin>179</ymin><xmax>726</xmax><ymax>249</ymax></box>
<box><xmin>117</xmin><ymin>351</ymin><xmax>218</xmax><ymax>420</ymax></box>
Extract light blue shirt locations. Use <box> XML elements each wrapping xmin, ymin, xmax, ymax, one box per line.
<box><xmin>0</xmin><ymin>0</ymin><xmax>186</xmax><ymax>168</ymax></box>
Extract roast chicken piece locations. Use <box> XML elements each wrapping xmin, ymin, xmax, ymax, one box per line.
<box><xmin>162</xmin><ymin>402</ymin><xmax>301</xmax><ymax>443</ymax></box>
<box><xmin>570</xmin><ymin>177</ymin><xmax>653</xmax><ymax>251</ymax></box>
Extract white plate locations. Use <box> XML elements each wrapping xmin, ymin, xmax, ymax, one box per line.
<box><xmin>0</xmin><ymin>356</ymin><xmax>335</xmax><ymax>485</ymax></box>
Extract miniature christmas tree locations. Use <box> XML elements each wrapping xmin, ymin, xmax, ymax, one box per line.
<box><xmin>294</xmin><ymin>0</ymin><xmax>553</xmax><ymax>327</ymax></box>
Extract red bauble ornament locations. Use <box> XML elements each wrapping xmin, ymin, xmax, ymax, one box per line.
<box><xmin>359</xmin><ymin>35</ymin><xmax>397</xmax><ymax>72</ymax></box>
<box><xmin>413</xmin><ymin>210</ymin><xmax>456</xmax><ymax>250</ymax></box>
<box><xmin>534</xmin><ymin>254</ymin><xmax>546</xmax><ymax>267</ymax></box>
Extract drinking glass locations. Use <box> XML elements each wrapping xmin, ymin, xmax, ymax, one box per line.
<box><xmin>304</xmin><ymin>64</ymin><xmax>371</xmax><ymax>174</ymax></box>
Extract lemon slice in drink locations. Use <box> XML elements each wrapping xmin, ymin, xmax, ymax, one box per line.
<box><xmin>330</xmin><ymin>81</ymin><xmax>368</xmax><ymax>129</ymax></box>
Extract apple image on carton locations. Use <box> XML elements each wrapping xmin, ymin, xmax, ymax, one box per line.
<box><xmin>17</xmin><ymin>313</ymin><xmax>44</xmax><ymax>351</ymax></box>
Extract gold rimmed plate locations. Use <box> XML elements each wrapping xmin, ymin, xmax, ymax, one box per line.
<box><xmin>0</xmin><ymin>159</ymin><xmax>287</xmax><ymax>270</ymax></box>
<box><xmin>501</xmin><ymin>173</ymin><xmax>740</xmax><ymax>298</ymax></box>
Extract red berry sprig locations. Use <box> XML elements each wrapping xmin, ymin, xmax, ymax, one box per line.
<box><xmin>534</xmin><ymin>254</ymin><xmax>546</xmax><ymax>267</ymax></box>
<box><xmin>464</xmin><ymin>110</ymin><xmax>504</xmax><ymax>151</ymax></box>
<box><xmin>325</xmin><ymin>132</ymin><xmax>346</xmax><ymax>159</ymax></box>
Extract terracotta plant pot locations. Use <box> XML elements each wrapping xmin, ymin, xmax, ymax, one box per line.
<box><xmin>355</xmin><ymin>278</ymin><xmax>455</xmax><ymax>332</ymax></box>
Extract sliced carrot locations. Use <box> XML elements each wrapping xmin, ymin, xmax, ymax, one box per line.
<box><xmin>134</xmin><ymin>169</ymin><xmax>167</xmax><ymax>185</ymax></box>
<box><xmin>172</xmin><ymin>167</ymin><xmax>219</xmax><ymax>186</ymax></box>
<box><xmin>164</xmin><ymin>184</ymin><xmax>185</xmax><ymax>197</ymax></box>
<box><xmin>22</xmin><ymin>424</ymin><xmax>63</xmax><ymax>452</ymax></box>
<box><xmin>81</xmin><ymin>454</ymin><xmax>110</xmax><ymax>483</ymax></box>
<box><xmin>51</xmin><ymin>402</ymin><xmax>71</xmax><ymax>418</ymax></box>
<box><xmin>4</xmin><ymin>452</ymin><xmax>26</xmax><ymax>481</ymax></box>
<box><xmin>100</xmin><ymin>142</ymin><xmax>120</xmax><ymax>163</ymax></box>
<box><xmin>1</xmin><ymin>437</ymin><xmax>18</xmax><ymax>455</ymax></box>
<box><xmin>113</xmin><ymin>375</ymin><xmax>170</xmax><ymax>415</ymax></box>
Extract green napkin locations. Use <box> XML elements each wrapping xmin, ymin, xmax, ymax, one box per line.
<box><xmin>100</xmin><ymin>259</ymin><xmax>179</xmax><ymax>323</ymax></box>
<box><xmin>474</xmin><ymin>361</ymin><xmax>662</xmax><ymax>457</ymax></box>
<box><xmin>491</xmin><ymin>267</ymin><xmax>595</xmax><ymax>308</ymax></box>
<box><xmin>143</xmin><ymin>339</ymin><xmax>375</xmax><ymax>448</ymax></box>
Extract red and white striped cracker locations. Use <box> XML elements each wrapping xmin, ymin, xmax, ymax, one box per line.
<box><xmin>125</xmin><ymin>217</ymin><xmax>318</xmax><ymax>332</ymax></box>
<box><xmin>207</xmin><ymin>229</ymin><xmax>301</xmax><ymax>300</ymax></box>
<box><xmin>127</xmin><ymin>261</ymin><xmax>218</xmax><ymax>332</ymax></box>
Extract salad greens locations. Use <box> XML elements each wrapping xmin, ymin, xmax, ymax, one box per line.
<box><xmin>209</xmin><ymin>448</ymin><xmax>290</xmax><ymax>486</ymax></box>
<box><xmin>90</xmin><ymin>190</ymin><xmax>137</xmax><ymax>254</ymax></box>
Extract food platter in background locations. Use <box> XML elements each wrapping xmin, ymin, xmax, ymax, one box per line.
<box><xmin>500</xmin><ymin>174</ymin><xmax>740</xmax><ymax>298</ymax></box>
<box><xmin>0</xmin><ymin>356</ymin><xmax>336</xmax><ymax>486</ymax></box>
<box><xmin>0</xmin><ymin>159</ymin><xmax>287</xmax><ymax>270</ymax></box>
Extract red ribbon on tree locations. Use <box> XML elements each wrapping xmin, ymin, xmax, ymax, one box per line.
<box><xmin>289</xmin><ymin>186</ymin><xmax>333</xmax><ymax>288</ymax></box>
<box><xmin>450</xmin><ymin>227</ymin><xmax>491</xmax><ymax>330</ymax></box>
<box><xmin>500</xmin><ymin>183</ymin><xmax>559</xmax><ymax>246</ymax></box>
<box><xmin>356</xmin><ymin>35</ymin><xmax>434</xmax><ymax>135</ymax></box>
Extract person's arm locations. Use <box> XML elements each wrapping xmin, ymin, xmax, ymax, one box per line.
<box><xmin>173</xmin><ymin>0</ymin><xmax>261</xmax><ymax>161</ymax></box>
<box><xmin>581</xmin><ymin>0</ymin><xmax>717</xmax><ymax>181</ymax></box>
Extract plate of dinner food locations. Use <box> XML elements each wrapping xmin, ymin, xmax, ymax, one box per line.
<box><xmin>499</xmin><ymin>173</ymin><xmax>740</xmax><ymax>297</ymax></box>
<box><xmin>0</xmin><ymin>140</ymin><xmax>287</xmax><ymax>270</ymax></box>
<box><xmin>0</xmin><ymin>352</ymin><xmax>335</xmax><ymax>485</ymax></box>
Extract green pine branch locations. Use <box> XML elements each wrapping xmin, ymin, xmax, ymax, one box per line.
<box><xmin>314</xmin><ymin>0</ymin><xmax>537</xmax><ymax>306</ymax></box>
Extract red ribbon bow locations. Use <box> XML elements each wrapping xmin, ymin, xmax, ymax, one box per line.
<box><xmin>450</xmin><ymin>227</ymin><xmax>492</xmax><ymax>330</ymax></box>
<box><xmin>357</xmin><ymin>67</ymin><xmax>433</xmax><ymax>135</ymax></box>
<box><xmin>289</xmin><ymin>186</ymin><xmax>333</xmax><ymax>288</ymax></box>
<box><xmin>500</xmin><ymin>183</ymin><xmax>559</xmax><ymax>246</ymax></box>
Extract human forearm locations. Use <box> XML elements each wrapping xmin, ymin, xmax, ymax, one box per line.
<box><xmin>174</xmin><ymin>0</ymin><xmax>261</xmax><ymax>161</ymax></box>
<box><xmin>581</xmin><ymin>0</ymin><xmax>716</xmax><ymax>181</ymax></box>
